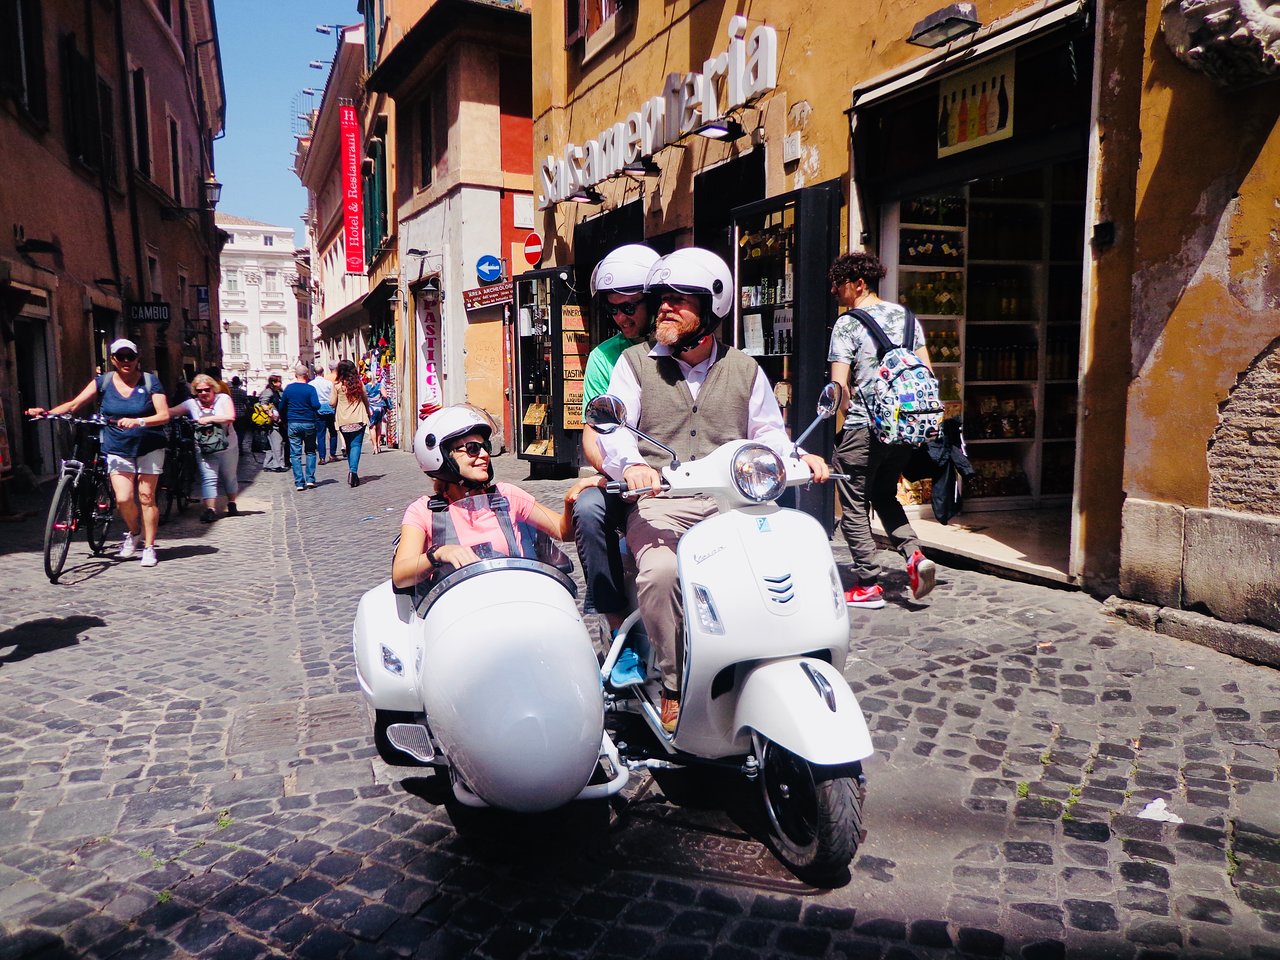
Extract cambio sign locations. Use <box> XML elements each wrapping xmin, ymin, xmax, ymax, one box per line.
<box><xmin>538</xmin><ymin>16</ymin><xmax>777</xmax><ymax>209</ymax></box>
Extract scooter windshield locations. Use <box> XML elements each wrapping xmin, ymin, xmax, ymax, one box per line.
<box><xmin>410</xmin><ymin>494</ymin><xmax>575</xmax><ymax>614</ymax></box>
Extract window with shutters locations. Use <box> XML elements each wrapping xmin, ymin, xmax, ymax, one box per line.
<box><xmin>168</xmin><ymin>116</ymin><xmax>182</xmax><ymax>204</ymax></box>
<box><xmin>565</xmin><ymin>0</ymin><xmax>623</xmax><ymax>49</ymax></box>
<box><xmin>1</xmin><ymin>0</ymin><xmax>49</xmax><ymax>125</ymax></box>
<box><xmin>131</xmin><ymin>68</ymin><xmax>152</xmax><ymax>178</ymax></box>
<box><xmin>61</xmin><ymin>34</ymin><xmax>102</xmax><ymax>171</ymax></box>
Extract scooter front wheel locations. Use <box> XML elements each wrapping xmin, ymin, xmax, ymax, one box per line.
<box><xmin>758</xmin><ymin>738</ymin><xmax>863</xmax><ymax>886</ymax></box>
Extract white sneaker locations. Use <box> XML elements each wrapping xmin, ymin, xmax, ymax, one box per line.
<box><xmin>118</xmin><ymin>533</ymin><xmax>138</xmax><ymax>559</ymax></box>
<box><xmin>140</xmin><ymin>546</ymin><xmax>158</xmax><ymax>568</ymax></box>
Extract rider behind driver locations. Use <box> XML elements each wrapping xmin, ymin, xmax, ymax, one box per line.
<box><xmin>595</xmin><ymin>248</ymin><xmax>831</xmax><ymax>733</ymax></box>
<box><xmin>392</xmin><ymin>405</ymin><xmax>602</xmax><ymax>589</ymax></box>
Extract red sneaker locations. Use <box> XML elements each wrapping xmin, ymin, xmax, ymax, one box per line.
<box><xmin>907</xmin><ymin>550</ymin><xmax>936</xmax><ymax>600</ymax></box>
<box><xmin>844</xmin><ymin>584</ymin><xmax>886</xmax><ymax>608</ymax></box>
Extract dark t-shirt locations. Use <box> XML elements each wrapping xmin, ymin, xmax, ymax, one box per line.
<box><xmin>98</xmin><ymin>374</ymin><xmax>167</xmax><ymax>457</ymax></box>
<box><xmin>280</xmin><ymin>381</ymin><xmax>320</xmax><ymax>427</ymax></box>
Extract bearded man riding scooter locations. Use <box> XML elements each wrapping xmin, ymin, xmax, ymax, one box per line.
<box><xmin>595</xmin><ymin>247</ymin><xmax>831</xmax><ymax>732</ymax></box>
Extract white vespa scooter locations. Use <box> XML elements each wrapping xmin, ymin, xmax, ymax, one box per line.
<box><xmin>588</xmin><ymin>384</ymin><xmax>874</xmax><ymax>884</ymax></box>
<box><xmin>352</xmin><ymin>508</ymin><xmax>629</xmax><ymax>815</ymax></box>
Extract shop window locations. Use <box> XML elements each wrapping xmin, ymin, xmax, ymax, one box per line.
<box><xmin>1</xmin><ymin>0</ymin><xmax>49</xmax><ymax>125</ymax></box>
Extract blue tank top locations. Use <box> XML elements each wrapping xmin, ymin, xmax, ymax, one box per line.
<box><xmin>98</xmin><ymin>374</ymin><xmax>167</xmax><ymax>457</ymax></box>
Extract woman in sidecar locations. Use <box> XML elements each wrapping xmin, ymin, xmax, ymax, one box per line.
<box><xmin>393</xmin><ymin>405</ymin><xmax>601</xmax><ymax>590</ymax></box>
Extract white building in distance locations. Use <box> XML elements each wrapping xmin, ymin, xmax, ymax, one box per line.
<box><xmin>216</xmin><ymin>215</ymin><xmax>303</xmax><ymax>393</ymax></box>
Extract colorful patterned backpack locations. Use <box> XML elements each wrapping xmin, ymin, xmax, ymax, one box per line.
<box><xmin>849</xmin><ymin>308</ymin><xmax>943</xmax><ymax>446</ymax></box>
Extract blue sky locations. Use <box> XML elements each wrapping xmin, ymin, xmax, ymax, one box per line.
<box><xmin>214</xmin><ymin>0</ymin><xmax>362</xmax><ymax>242</ymax></box>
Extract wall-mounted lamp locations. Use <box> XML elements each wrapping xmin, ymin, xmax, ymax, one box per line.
<box><xmin>161</xmin><ymin>175</ymin><xmax>222</xmax><ymax>220</ymax></box>
<box><xmin>568</xmin><ymin>187</ymin><xmax>605</xmax><ymax>205</ymax></box>
<box><xmin>622</xmin><ymin>157</ymin><xmax>661</xmax><ymax>177</ymax></box>
<box><xmin>695</xmin><ymin>117</ymin><xmax>745</xmax><ymax>141</ymax></box>
<box><xmin>907</xmin><ymin>2</ymin><xmax>982</xmax><ymax>48</ymax></box>
<box><xmin>308</xmin><ymin>60</ymin><xmax>332</xmax><ymax>70</ymax></box>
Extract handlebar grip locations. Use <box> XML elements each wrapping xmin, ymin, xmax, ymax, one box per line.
<box><xmin>604</xmin><ymin>481</ymin><xmax>628</xmax><ymax>495</ymax></box>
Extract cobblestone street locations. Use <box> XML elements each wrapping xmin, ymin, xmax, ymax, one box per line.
<box><xmin>0</xmin><ymin>448</ymin><xmax>1277</xmax><ymax>960</ymax></box>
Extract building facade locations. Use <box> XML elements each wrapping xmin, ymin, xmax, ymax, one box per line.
<box><xmin>215</xmin><ymin>215</ymin><xmax>302</xmax><ymax>394</ymax></box>
<box><xmin>0</xmin><ymin>0</ymin><xmax>224</xmax><ymax>485</ymax></box>
<box><xmin>530</xmin><ymin>0</ymin><xmax>1279</xmax><ymax>629</ymax></box>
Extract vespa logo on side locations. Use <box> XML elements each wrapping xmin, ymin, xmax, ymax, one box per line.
<box><xmin>537</xmin><ymin>16</ymin><xmax>777</xmax><ymax>209</ymax></box>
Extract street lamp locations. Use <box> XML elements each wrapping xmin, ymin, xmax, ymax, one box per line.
<box><xmin>161</xmin><ymin>175</ymin><xmax>222</xmax><ymax>220</ymax></box>
<box><xmin>907</xmin><ymin>3</ymin><xmax>982</xmax><ymax>48</ymax></box>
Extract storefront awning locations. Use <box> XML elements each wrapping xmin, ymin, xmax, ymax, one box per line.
<box><xmin>850</xmin><ymin>0</ymin><xmax>1088</xmax><ymax>110</ymax></box>
<box><xmin>315</xmin><ymin>279</ymin><xmax>395</xmax><ymax>337</ymax></box>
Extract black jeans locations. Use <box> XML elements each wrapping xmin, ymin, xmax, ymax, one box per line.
<box><xmin>572</xmin><ymin>485</ymin><xmax>632</xmax><ymax>615</ymax></box>
<box><xmin>833</xmin><ymin>426</ymin><xmax>921</xmax><ymax>585</ymax></box>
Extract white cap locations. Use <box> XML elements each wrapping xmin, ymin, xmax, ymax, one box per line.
<box><xmin>109</xmin><ymin>338</ymin><xmax>138</xmax><ymax>356</ymax></box>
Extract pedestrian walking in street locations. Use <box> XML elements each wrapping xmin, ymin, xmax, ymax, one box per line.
<box><xmin>280</xmin><ymin>363</ymin><xmax>320</xmax><ymax>491</ymax></box>
<box><xmin>365</xmin><ymin>379</ymin><xmax>386</xmax><ymax>455</ymax></box>
<box><xmin>229</xmin><ymin>376</ymin><xmax>253</xmax><ymax>453</ymax></box>
<box><xmin>392</xmin><ymin>406</ymin><xmax>602</xmax><ymax>590</ymax></box>
<box><xmin>256</xmin><ymin>375</ymin><xmax>287</xmax><ymax>471</ymax></box>
<box><xmin>312</xmin><ymin>362</ymin><xmax>339</xmax><ymax>464</ymax></box>
<box><xmin>333</xmin><ymin>359</ymin><xmax>371</xmax><ymax>487</ymax></box>
<box><xmin>827</xmin><ymin>251</ymin><xmax>937</xmax><ymax>608</ymax></box>
<box><xmin>172</xmin><ymin>374</ymin><xmax>240</xmax><ymax>522</ymax></box>
<box><xmin>25</xmin><ymin>338</ymin><xmax>170</xmax><ymax>568</ymax></box>
<box><xmin>575</xmin><ymin>244</ymin><xmax>659</xmax><ymax>648</ymax></box>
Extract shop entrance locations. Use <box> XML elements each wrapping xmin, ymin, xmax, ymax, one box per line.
<box><xmin>14</xmin><ymin>314</ymin><xmax>55</xmax><ymax>476</ymax></box>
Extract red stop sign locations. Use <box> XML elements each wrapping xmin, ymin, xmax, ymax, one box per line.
<box><xmin>523</xmin><ymin>233</ymin><xmax>543</xmax><ymax>267</ymax></box>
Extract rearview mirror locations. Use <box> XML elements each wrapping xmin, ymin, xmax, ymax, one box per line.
<box><xmin>584</xmin><ymin>395</ymin><xmax>627</xmax><ymax>434</ymax></box>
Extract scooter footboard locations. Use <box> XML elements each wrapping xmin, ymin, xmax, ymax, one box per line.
<box><xmin>735</xmin><ymin>659</ymin><xmax>873</xmax><ymax>766</ymax></box>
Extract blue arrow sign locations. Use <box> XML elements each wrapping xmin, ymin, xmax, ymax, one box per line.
<box><xmin>476</xmin><ymin>254</ymin><xmax>503</xmax><ymax>284</ymax></box>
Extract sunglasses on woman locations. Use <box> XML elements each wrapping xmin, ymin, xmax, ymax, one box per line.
<box><xmin>605</xmin><ymin>301</ymin><xmax>641</xmax><ymax>317</ymax></box>
<box><xmin>450</xmin><ymin>439</ymin><xmax>491</xmax><ymax>458</ymax></box>
<box><xmin>114</xmin><ymin>352</ymin><xmax>138</xmax><ymax>361</ymax></box>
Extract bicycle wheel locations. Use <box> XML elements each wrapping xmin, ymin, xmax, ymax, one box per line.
<box><xmin>176</xmin><ymin>451</ymin><xmax>195</xmax><ymax>513</ymax></box>
<box><xmin>85</xmin><ymin>471</ymin><xmax>116</xmax><ymax>555</ymax></box>
<box><xmin>161</xmin><ymin>450</ymin><xmax>183</xmax><ymax>522</ymax></box>
<box><xmin>43</xmin><ymin>475</ymin><xmax>78</xmax><ymax>582</ymax></box>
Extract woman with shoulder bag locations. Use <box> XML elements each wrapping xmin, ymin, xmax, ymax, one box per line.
<box><xmin>333</xmin><ymin>359</ymin><xmax>371</xmax><ymax>487</ymax></box>
<box><xmin>173</xmin><ymin>373</ymin><xmax>239</xmax><ymax>522</ymax></box>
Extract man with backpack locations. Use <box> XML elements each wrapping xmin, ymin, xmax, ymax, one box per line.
<box><xmin>229</xmin><ymin>377</ymin><xmax>253</xmax><ymax>452</ymax></box>
<box><xmin>827</xmin><ymin>251</ymin><xmax>939</xmax><ymax>608</ymax></box>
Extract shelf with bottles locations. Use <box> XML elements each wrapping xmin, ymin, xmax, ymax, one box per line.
<box><xmin>922</xmin><ymin>322</ymin><xmax>962</xmax><ymax>368</ymax></box>
<box><xmin>900</xmin><ymin>191</ymin><xmax>967</xmax><ymax>228</ymax></box>
<box><xmin>898</xmin><ymin>270</ymin><xmax>965</xmax><ymax>317</ymax></box>
<box><xmin>964</xmin><ymin>452</ymin><xmax>1033</xmax><ymax>499</ymax></box>
<box><xmin>966</xmin><ymin>391</ymin><xmax>1037</xmax><ymax>441</ymax></box>
<box><xmin>966</xmin><ymin>263</ymin><xmax>1040</xmax><ymax>324</ymax></box>
<box><xmin>899</xmin><ymin>228</ymin><xmax>965</xmax><ymax>269</ymax></box>
<box><xmin>965</xmin><ymin>341</ymin><xmax>1039</xmax><ymax>383</ymax></box>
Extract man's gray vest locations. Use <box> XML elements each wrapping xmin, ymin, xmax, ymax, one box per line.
<box><xmin>622</xmin><ymin>340</ymin><xmax>757</xmax><ymax>469</ymax></box>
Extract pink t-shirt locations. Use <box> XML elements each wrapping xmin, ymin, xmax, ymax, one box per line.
<box><xmin>401</xmin><ymin>482</ymin><xmax>539</xmax><ymax>557</ymax></box>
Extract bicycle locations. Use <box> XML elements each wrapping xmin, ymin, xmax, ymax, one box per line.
<box><xmin>160</xmin><ymin>418</ymin><xmax>198</xmax><ymax>522</ymax></box>
<box><xmin>31</xmin><ymin>414</ymin><xmax>118</xmax><ymax>582</ymax></box>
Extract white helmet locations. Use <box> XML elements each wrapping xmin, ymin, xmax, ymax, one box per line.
<box><xmin>645</xmin><ymin>247</ymin><xmax>734</xmax><ymax>320</ymax></box>
<box><xmin>590</xmin><ymin>244</ymin><xmax>660</xmax><ymax>295</ymax></box>
<box><xmin>414</xmin><ymin>405</ymin><xmax>494</xmax><ymax>482</ymax></box>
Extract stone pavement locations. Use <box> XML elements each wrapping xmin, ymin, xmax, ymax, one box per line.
<box><xmin>0</xmin><ymin>446</ymin><xmax>1277</xmax><ymax>959</ymax></box>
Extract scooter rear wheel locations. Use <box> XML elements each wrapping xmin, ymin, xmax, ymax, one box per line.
<box><xmin>758</xmin><ymin>738</ymin><xmax>863</xmax><ymax>886</ymax></box>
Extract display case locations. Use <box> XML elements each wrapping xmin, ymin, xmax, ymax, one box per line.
<box><xmin>883</xmin><ymin>160</ymin><xmax>1085</xmax><ymax>512</ymax></box>
<box><xmin>513</xmin><ymin>268</ymin><xmax>583</xmax><ymax>472</ymax></box>
<box><xmin>730</xmin><ymin>185</ymin><xmax>841</xmax><ymax>530</ymax></box>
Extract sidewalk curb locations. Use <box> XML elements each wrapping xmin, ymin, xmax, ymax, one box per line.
<box><xmin>1103</xmin><ymin>595</ymin><xmax>1280</xmax><ymax>669</ymax></box>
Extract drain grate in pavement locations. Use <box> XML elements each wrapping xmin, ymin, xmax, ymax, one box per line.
<box><xmin>228</xmin><ymin>695</ymin><xmax>367</xmax><ymax>755</ymax></box>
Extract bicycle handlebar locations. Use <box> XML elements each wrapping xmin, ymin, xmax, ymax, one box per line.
<box><xmin>29</xmin><ymin>413</ymin><xmax>117</xmax><ymax>427</ymax></box>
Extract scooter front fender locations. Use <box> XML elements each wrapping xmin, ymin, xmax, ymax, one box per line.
<box><xmin>734</xmin><ymin>659</ymin><xmax>873</xmax><ymax>767</ymax></box>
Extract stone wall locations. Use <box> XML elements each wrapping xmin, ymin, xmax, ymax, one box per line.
<box><xmin>1208</xmin><ymin>336</ymin><xmax>1280</xmax><ymax>516</ymax></box>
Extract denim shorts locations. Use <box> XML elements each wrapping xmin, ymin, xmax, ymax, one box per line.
<box><xmin>107</xmin><ymin>449</ymin><xmax>166</xmax><ymax>476</ymax></box>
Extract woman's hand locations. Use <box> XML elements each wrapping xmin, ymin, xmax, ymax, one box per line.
<box><xmin>118</xmin><ymin>417</ymin><xmax>145</xmax><ymax>429</ymax></box>
<box><xmin>25</xmin><ymin>407</ymin><xmax>48</xmax><ymax>417</ymax></box>
<box><xmin>432</xmin><ymin>544</ymin><xmax>480</xmax><ymax>568</ymax></box>
<box><xmin>564</xmin><ymin>475</ymin><xmax>606</xmax><ymax>508</ymax></box>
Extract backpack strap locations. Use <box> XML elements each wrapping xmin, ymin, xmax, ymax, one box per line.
<box><xmin>845</xmin><ymin>309</ymin><xmax>897</xmax><ymax>360</ymax></box>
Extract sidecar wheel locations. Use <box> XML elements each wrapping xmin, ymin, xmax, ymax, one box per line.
<box><xmin>758</xmin><ymin>739</ymin><xmax>863</xmax><ymax>886</ymax></box>
<box><xmin>374</xmin><ymin>710</ymin><xmax>431</xmax><ymax>767</ymax></box>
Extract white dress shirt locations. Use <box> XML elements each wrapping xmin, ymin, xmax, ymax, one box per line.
<box><xmin>597</xmin><ymin>341</ymin><xmax>801</xmax><ymax>480</ymax></box>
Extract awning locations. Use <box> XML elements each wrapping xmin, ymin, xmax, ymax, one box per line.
<box><xmin>850</xmin><ymin>0</ymin><xmax>1088</xmax><ymax>110</ymax></box>
<box><xmin>315</xmin><ymin>278</ymin><xmax>395</xmax><ymax>337</ymax></box>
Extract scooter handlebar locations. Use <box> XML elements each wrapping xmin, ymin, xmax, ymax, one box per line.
<box><xmin>605</xmin><ymin>479</ymin><xmax>671</xmax><ymax>498</ymax></box>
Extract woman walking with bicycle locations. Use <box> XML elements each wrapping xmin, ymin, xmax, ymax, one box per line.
<box><xmin>172</xmin><ymin>374</ymin><xmax>239</xmax><ymax>522</ymax></box>
<box><xmin>26</xmin><ymin>339</ymin><xmax>170</xmax><ymax>568</ymax></box>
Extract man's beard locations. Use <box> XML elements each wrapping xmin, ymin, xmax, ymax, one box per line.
<box><xmin>655</xmin><ymin>316</ymin><xmax>692</xmax><ymax>347</ymax></box>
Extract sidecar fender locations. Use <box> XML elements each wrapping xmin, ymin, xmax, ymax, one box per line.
<box><xmin>352</xmin><ymin>580</ymin><xmax>420</xmax><ymax>713</ymax></box>
<box><xmin>735</xmin><ymin>658</ymin><xmax>873</xmax><ymax>766</ymax></box>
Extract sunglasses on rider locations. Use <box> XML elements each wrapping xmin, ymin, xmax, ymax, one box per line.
<box><xmin>113</xmin><ymin>352</ymin><xmax>138</xmax><ymax>361</ymax></box>
<box><xmin>605</xmin><ymin>301</ymin><xmax>642</xmax><ymax>317</ymax></box>
<box><xmin>450</xmin><ymin>439</ymin><xmax>491</xmax><ymax>458</ymax></box>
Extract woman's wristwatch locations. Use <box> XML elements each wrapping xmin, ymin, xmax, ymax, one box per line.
<box><xmin>426</xmin><ymin>545</ymin><xmax>444</xmax><ymax>567</ymax></box>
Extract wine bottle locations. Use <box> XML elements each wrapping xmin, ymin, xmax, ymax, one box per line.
<box><xmin>937</xmin><ymin>96</ymin><xmax>950</xmax><ymax>149</ymax></box>
<box><xmin>978</xmin><ymin>82</ymin><xmax>989</xmax><ymax>137</ymax></box>
<box><xmin>997</xmin><ymin>75</ymin><xmax>1010</xmax><ymax>130</ymax></box>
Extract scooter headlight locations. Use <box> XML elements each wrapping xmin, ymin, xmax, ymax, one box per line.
<box><xmin>731</xmin><ymin>444</ymin><xmax>786</xmax><ymax>503</ymax></box>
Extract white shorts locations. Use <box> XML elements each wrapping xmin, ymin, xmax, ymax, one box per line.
<box><xmin>107</xmin><ymin>450</ymin><xmax>166</xmax><ymax>476</ymax></box>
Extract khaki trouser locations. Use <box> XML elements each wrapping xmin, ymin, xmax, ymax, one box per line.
<box><xmin>625</xmin><ymin>495</ymin><xmax>719</xmax><ymax>693</ymax></box>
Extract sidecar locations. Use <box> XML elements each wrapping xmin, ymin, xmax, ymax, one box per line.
<box><xmin>353</xmin><ymin>524</ymin><xmax>627</xmax><ymax>813</ymax></box>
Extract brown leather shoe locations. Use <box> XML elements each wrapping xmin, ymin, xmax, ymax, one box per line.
<box><xmin>660</xmin><ymin>694</ymin><xmax>680</xmax><ymax>734</ymax></box>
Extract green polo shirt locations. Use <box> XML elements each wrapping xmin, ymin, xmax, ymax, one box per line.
<box><xmin>582</xmin><ymin>332</ymin><xmax>636</xmax><ymax>415</ymax></box>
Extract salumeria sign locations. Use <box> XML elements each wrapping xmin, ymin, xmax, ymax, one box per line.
<box><xmin>538</xmin><ymin>16</ymin><xmax>777</xmax><ymax>209</ymax></box>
